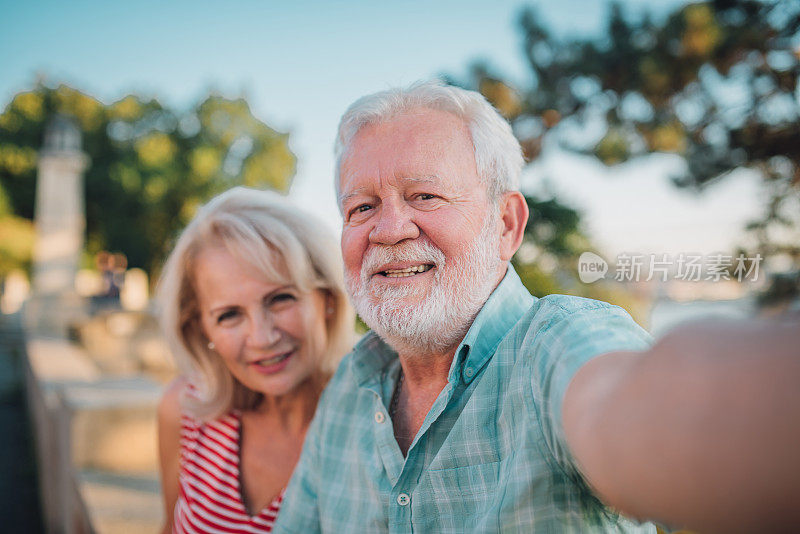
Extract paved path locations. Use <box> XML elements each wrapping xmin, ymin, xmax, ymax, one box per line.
<box><xmin>0</xmin><ymin>313</ymin><xmax>44</xmax><ymax>533</ymax></box>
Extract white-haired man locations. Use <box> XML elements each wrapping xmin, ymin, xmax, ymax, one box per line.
<box><xmin>274</xmin><ymin>82</ymin><xmax>800</xmax><ymax>533</ymax></box>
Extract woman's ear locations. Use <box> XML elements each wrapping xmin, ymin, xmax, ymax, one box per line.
<box><xmin>497</xmin><ymin>191</ymin><xmax>529</xmax><ymax>262</ymax></box>
<box><xmin>324</xmin><ymin>290</ymin><xmax>335</xmax><ymax>318</ymax></box>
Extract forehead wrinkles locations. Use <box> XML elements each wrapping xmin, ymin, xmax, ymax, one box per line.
<box><xmin>368</xmin><ymin>115</ymin><xmax>471</xmax><ymax>168</ymax></box>
<box><xmin>343</xmin><ymin>174</ymin><xmax>439</xmax><ymax>199</ymax></box>
<box><xmin>339</xmin><ymin>118</ymin><xmax>474</xmax><ymax>204</ymax></box>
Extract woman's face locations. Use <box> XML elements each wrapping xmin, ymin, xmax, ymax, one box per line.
<box><xmin>193</xmin><ymin>245</ymin><xmax>330</xmax><ymax>399</ymax></box>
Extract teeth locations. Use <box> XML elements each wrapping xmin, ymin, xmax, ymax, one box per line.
<box><xmin>256</xmin><ymin>353</ymin><xmax>290</xmax><ymax>366</ymax></box>
<box><xmin>383</xmin><ymin>264</ymin><xmax>433</xmax><ymax>277</ymax></box>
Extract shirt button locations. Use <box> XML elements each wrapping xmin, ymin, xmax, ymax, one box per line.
<box><xmin>465</xmin><ymin>367</ymin><xmax>474</xmax><ymax>378</ymax></box>
<box><xmin>374</xmin><ymin>411</ymin><xmax>385</xmax><ymax>424</ymax></box>
<box><xmin>397</xmin><ymin>493</ymin><xmax>410</xmax><ymax>506</ymax></box>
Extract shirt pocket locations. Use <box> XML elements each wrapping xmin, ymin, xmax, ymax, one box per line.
<box><xmin>426</xmin><ymin>460</ymin><xmax>501</xmax><ymax>528</ymax></box>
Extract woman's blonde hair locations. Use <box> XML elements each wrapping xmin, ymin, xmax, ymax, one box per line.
<box><xmin>156</xmin><ymin>186</ymin><xmax>354</xmax><ymax>421</ymax></box>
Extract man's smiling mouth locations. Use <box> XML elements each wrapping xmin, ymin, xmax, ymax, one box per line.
<box><xmin>380</xmin><ymin>264</ymin><xmax>434</xmax><ymax>278</ymax></box>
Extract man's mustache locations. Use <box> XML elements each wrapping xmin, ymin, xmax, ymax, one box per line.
<box><xmin>360</xmin><ymin>240</ymin><xmax>446</xmax><ymax>279</ymax></box>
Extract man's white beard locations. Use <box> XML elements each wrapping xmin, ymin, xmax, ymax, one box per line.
<box><xmin>346</xmin><ymin>213</ymin><xmax>503</xmax><ymax>355</ymax></box>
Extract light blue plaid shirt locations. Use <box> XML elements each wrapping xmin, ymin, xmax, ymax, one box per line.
<box><xmin>275</xmin><ymin>266</ymin><xmax>656</xmax><ymax>533</ymax></box>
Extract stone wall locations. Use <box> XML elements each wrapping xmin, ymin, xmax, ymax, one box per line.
<box><xmin>25</xmin><ymin>314</ymin><xmax>175</xmax><ymax>533</ymax></box>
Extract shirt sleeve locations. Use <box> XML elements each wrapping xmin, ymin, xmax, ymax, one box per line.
<box><xmin>272</xmin><ymin>395</ymin><xmax>325</xmax><ymax>534</ymax></box>
<box><xmin>527</xmin><ymin>300</ymin><xmax>652</xmax><ymax>480</ymax></box>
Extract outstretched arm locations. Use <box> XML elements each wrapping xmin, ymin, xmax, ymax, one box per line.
<box><xmin>563</xmin><ymin>316</ymin><xmax>800</xmax><ymax>533</ymax></box>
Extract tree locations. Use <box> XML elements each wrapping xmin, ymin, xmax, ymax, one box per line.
<box><xmin>452</xmin><ymin>0</ymin><xmax>800</xmax><ymax>301</ymax></box>
<box><xmin>0</xmin><ymin>82</ymin><xmax>296</xmax><ymax>277</ymax></box>
<box><xmin>0</xmin><ymin>184</ymin><xmax>34</xmax><ymax>279</ymax></box>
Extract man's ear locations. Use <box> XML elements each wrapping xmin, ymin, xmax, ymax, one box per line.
<box><xmin>497</xmin><ymin>191</ymin><xmax>528</xmax><ymax>262</ymax></box>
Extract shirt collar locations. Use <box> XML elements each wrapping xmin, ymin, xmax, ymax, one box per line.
<box><xmin>350</xmin><ymin>264</ymin><xmax>535</xmax><ymax>388</ymax></box>
<box><xmin>351</xmin><ymin>331</ymin><xmax>398</xmax><ymax>388</ymax></box>
<box><xmin>449</xmin><ymin>265</ymin><xmax>535</xmax><ymax>385</ymax></box>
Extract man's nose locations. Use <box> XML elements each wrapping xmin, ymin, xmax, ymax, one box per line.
<box><xmin>246</xmin><ymin>310</ymin><xmax>280</xmax><ymax>348</ymax></box>
<box><xmin>369</xmin><ymin>199</ymin><xmax>419</xmax><ymax>245</ymax></box>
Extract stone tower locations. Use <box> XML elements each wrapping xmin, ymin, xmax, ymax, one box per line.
<box><xmin>25</xmin><ymin>115</ymin><xmax>90</xmax><ymax>336</ymax></box>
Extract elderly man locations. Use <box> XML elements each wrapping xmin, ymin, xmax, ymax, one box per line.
<box><xmin>274</xmin><ymin>82</ymin><xmax>799</xmax><ymax>533</ymax></box>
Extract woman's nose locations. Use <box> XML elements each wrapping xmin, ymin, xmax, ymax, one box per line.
<box><xmin>246</xmin><ymin>310</ymin><xmax>280</xmax><ymax>348</ymax></box>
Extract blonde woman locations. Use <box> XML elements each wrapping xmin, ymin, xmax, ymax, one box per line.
<box><xmin>156</xmin><ymin>187</ymin><xmax>353</xmax><ymax>533</ymax></box>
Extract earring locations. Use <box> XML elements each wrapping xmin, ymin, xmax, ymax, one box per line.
<box><xmin>207</xmin><ymin>341</ymin><xmax>215</xmax><ymax>350</ymax></box>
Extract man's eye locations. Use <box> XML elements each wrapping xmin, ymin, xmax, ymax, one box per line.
<box><xmin>417</xmin><ymin>194</ymin><xmax>435</xmax><ymax>200</ymax></box>
<box><xmin>348</xmin><ymin>204</ymin><xmax>372</xmax><ymax>219</ymax></box>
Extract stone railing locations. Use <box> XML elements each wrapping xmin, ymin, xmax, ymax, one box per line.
<box><xmin>25</xmin><ymin>352</ymin><xmax>95</xmax><ymax>534</ymax></box>
<box><xmin>24</xmin><ymin>310</ymin><xmax>172</xmax><ymax>534</ymax></box>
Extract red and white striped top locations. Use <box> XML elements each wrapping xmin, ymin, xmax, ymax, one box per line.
<box><xmin>173</xmin><ymin>409</ymin><xmax>283</xmax><ymax>533</ymax></box>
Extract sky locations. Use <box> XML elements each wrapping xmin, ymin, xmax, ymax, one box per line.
<box><xmin>0</xmin><ymin>0</ymin><xmax>763</xmax><ymax>261</ymax></box>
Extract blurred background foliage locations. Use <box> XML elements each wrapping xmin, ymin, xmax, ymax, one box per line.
<box><xmin>0</xmin><ymin>183</ymin><xmax>35</xmax><ymax>278</ymax></box>
<box><xmin>449</xmin><ymin>0</ymin><xmax>800</xmax><ymax>303</ymax></box>
<box><xmin>1</xmin><ymin>0</ymin><xmax>798</xmax><ymax>310</ymax></box>
<box><xmin>0</xmin><ymin>83</ymin><xmax>296</xmax><ymax>278</ymax></box>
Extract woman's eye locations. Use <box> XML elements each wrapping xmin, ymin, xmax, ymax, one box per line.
<box><xmin>272</xmin><ymin>293</ymin><xmax>296</xmax><ymax>303</ymax></box>
<box><xmin>217</xmin><ymin>310</ymin><xmax>238</xmax><ymax>323</ymax></box>
<box><xmin>268</xmin><ymin>293</ymin><xmax>297</xmax><ymax>308</ymax></box>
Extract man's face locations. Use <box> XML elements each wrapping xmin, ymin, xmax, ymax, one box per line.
<box><xmin>339</xmin><ymin>107</ymin><xmax>503</xmax><ymax>352</ymax></box>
